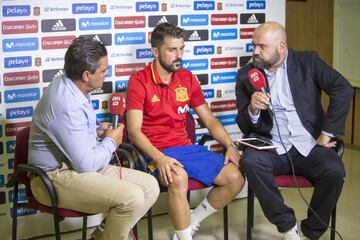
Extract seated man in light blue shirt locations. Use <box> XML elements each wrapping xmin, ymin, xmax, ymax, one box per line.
<box><xmin>29</xmin><ymin>37</ymin><xmax>159</xmax><ymax>240</ymax></box>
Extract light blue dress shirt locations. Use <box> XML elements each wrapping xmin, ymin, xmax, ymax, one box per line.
<box><xmin>249</xmin><ymin>57</ymin><xmax>316</xmax><ymax>157</ymax></box>
<box><xmin>29</xmin><ymin>75</ymin><xmax>116</xmax><ymax>172</ymax></box>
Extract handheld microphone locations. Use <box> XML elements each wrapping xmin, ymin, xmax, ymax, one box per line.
<box><xmin>109</xmin><ymin>93</ymin><xmax>126</xmax><ymax>128</ymax></box>
<box><xmin>247</xmin><ymin>68</ymin><xmax>273</xmax><ymax>111</ymax></box>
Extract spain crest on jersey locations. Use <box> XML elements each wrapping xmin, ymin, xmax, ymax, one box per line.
<box><xmin>175</xmin><ymin>87</ymin><xmax>189</xmax><ymax>102</ymax></box>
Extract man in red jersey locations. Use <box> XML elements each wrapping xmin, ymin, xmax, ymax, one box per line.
<box><xmin>126</xmin><ymin>23</ymin><xmax>244</xmax><ymax>240</ymax></box>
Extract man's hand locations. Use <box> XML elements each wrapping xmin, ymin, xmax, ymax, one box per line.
<box><xmin>96</xmin><ymin>122</ymin><xmax>112</xmax><ymax>138</ymax></box>
<box><xmin>249</xmin><ymin>91</ymin><xmax>270</xmax><ymax>115</ymax></box>
<box><xmin>105</xmin><ymin>123</ymin><xmax>125</xmax><ymax>146</ymax></box>
<box><xmin>316</xmin><ymin>133</ymin><xmax>337</xmax><ymax>148</ymax></box>
<box><xmin>154</xmin><ymin>155</ymin><xmax>184</xmax><ymax>186</ymax></box>
<box><xmin>224</xmin><ymin>145</ymin><xmax>241</xmax><ymax>166</ymax></box>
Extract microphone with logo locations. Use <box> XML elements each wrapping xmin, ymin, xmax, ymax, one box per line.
<box><xmin>109</xmin><ymin>93</ymin><xmax>126</xmax><ymax>128</ymax></box>
<box><xmin>247</xmin><ymin>68</ymin><xmax>273</xmax><ymax>112</ymax></box>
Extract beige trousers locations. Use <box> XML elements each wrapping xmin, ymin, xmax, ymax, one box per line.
<box><xmin>31</xmin><ymin>164</ymin><xmax>159</xmax><ymax>240</ymax></box>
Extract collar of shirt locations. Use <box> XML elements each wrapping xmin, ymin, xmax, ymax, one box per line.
<box><xmin>150</xmin><ymin>61</ymin><xmax>179</xmax><ymax>87</ymax></box>
<box><xmin>63</xmin><ymin>75</ymin><xmax>92</xmax><ymax>105</ymax></box>
<box><xmin>264</xmin><ymin>53</ymin><xmax>288</xmax><ymax>77</ymax></box>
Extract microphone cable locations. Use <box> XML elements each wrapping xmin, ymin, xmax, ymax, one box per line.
<box><xmin>269</xmin><ymin>109</ymin><xmax>343</xmax><ymax>240</ymax></box>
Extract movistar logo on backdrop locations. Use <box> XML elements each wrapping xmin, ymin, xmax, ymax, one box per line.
<box><xmin>5</xmin><ymin>88</ymin><xmax>40</xmax><ymax>103</ymax></box>
<box><xmin>181</xmin><ymin>15</ymin><xmax>208</xmax><ymax>26</ymax></box>
<box><xmin>181</xmin><ymin>59</ymin><xmax>208</xmax><ymax>71</ymax></box>
<box><xmin>79</xmin><ymin>17</ymin><xmax>111</xmax><ymax>30</ymax></box>
<box><xmin>211</xmin><ymin>29</ymin><xmax>237</xmax><ymax>40</ymax></box>
<box><xmin>211</xmin><ymin>72</ymin><xmax>237</xmax><ymax>84</ymax></box>
<box><xmin>3</xmin><ymin>38</ymin><xmax>38</xmax><ymax>52</ymax></box>
<box><xmin>115</xmin><ymin>32</ymin><xmax>145</xmax><ymax>45</ymax></box>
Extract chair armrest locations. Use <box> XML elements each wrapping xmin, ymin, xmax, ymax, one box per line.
<box><xmin>198</xmin><ymin>134</ymin><xmax>213</xmax><ymax>146</ymax></box>
<box><xmin>6</xmin><ymin>164</ymin><xmax>59</xmax><ymax>208</ymax></box>
<box><xmin>113</xmin><ymin>148</ymin><xmax>136</xmax><ymax>169</ymax></box>
<box><xmin>118</xmin><ymin>143</ymin><xmax>148</xmax><ymax>172</ymax></box>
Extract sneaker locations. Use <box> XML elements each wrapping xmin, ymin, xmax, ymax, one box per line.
<box><xmin>281</xmin><ymin>224</ymin><xmax>300</xmax><ymax>240</ymax></box>
<box><xmin>171</xmin><ymin>222</ymin><xmax>200</xmax><ymax>240</ymax></box>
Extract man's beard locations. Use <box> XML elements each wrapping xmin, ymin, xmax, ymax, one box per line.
<box><xmin>252</xmin><ymin>51</ymin><xmax>280</xmax><ymax>70</ymax></box>
<box><xmin>158</xmin><ymin>56</ymin><xmax>182</xmax><ymax>73</ymax></box>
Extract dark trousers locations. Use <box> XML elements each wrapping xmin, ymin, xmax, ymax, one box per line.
<box><xmin>241</xmin><ymin>145</ymin><xmax>345</xmax><ymax>240</ymax></box>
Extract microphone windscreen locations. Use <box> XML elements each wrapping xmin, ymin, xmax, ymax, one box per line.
<box><xmin>109</xmin><ymin>93</ymin><xmax>126</xmax><ymax>117</ymax></box>
<box><xmin>247</xmin><ymin>68</ymin><xmax>267</xmax><ymax>91</ymax></box>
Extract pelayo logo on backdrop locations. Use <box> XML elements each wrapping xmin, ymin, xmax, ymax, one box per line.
<box><xmin>72</xmin><ymin>3</ymin><xmax>98</xmax><ymax>14</ymax></box>
<box><xmin>2</xmin><ymin>5</ymin><xmax>30</xmax><ymax>17</ymax></box>
<box><xmin>4</xmin><ymin>56</ymin><xmax>32</xmax><ymax>69</ymax></box>
<box><xmin>136</xmin><ymin>2</ymin><xmax>159</xmax><ymax>12</ymax></box>
<box><xmin>247</xmin><ymin>0</ymin><xmax>266</xmax><ymax>10</ymax></box>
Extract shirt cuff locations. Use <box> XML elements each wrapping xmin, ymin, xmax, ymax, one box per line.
<box><xmin>102</xmin><ymin>137</ymin><xmax>117</xmax><ymax>152</ymax></box>
<box><xmin>321</xmin><ymin>130</ymin><xmax>335</xmax><ymax>138</ymax></box>
<box><xmin>248</xmin><ymin>106</ymin><xmax>260</xmax><ymax>124</ymax></box>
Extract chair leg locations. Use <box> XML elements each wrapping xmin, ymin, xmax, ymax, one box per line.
<box><xmin>223</xmin><ymin>206</ymin><xmax>228</xmax><ymax>240</ymax></box>
<box><xmin>330</xmin><ymin>206</ymin><xmax>336</xmax><ymax>240</ymax></box>
<box><xmin>247</xmin><ymin>186</ymin><xmax>254</xmax><ymax>240</ymax></box>
<box><xmin>82</xmin><ymin>216</ymin><xmax>87</xmax><ymax>240</ymax></box>
<box><xmin>147</xmin><ymin>208</ymin><xmax>153</xmax><ymax>240</ymax></box>
<box><xmin>12</xmin><ymin>185</ymin><xmax>19</xmax><ymax>240</ymax></box>
<box><xmin>53</xmin><ymin>207</ymin><xmax>61</xmax><ymax>240</ymax></box>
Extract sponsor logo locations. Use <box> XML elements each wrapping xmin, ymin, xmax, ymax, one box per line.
<box><xmin>211</xmin><ymin>72</ymin><xmax>237</xmax><ymax>84</ymax></box>
<box><xmin>181</xmin><ymin>59</ymin><xmax>208</xmax><ymax>71</ymax></box>
<box><xmin>96</xmin><ymin>113</ymin><xmax>111</xmax><ymax>123</ymax></box>
<box><xmin>114</xmin><ymin>16</ymin><xmax>145</xmax><ymax>29</ymax></box>
<box><xmin>3</xmin><ymin>37</ymin><xmax>38</xmax><ymax>52</ymax></box>
<box><xmin>44</xmin><ymin>6</ymin><xmax>69</xmax><ymax>13</ymax></box>
<box><xmin>3</xmin><ymin>5</ymin><xmax>30</xmax><ymax>17</ymax></box>
<box><xmin>169</xmin><ymin>3</ymin><xmax>191</xmax><ymax>9</ymax></box>
<box><xmin>181</xmin><ymin>14</ymin><xmax>208</xmax><ymax>26</ymax></box>
<box><xmin>223</xmin><ymin>89</ymin><xmax>236</xmax><ymax>97</ymax></box>
<box><xmin>0</xmin><ymin>176</ymin><xmax>4</xmax><ymax>188</ymax></box>
<box><xmin>6</xmin><ymin>140</ymin><xmax>16</xmax><ymax>154</ymax></box>
<box><xmin>105</xmin><ymin>65</ymin><xmax>112</xmax><ymax>78</ymax></box>
<box><xmin>5</xmin><ymin>122</ymin><xmax>31</xmax><ymax>137</ymax></box>
<box><xmin>91</xmin><ymin>100</ymin><xmax>99</xmax><ymax>110</ymax></box>
<box><xmin>196</xmin><ymin>74</ymin><xmax>208</xmax><ymax>85</ymax></box>
<box><xmin>211</xmin><ymin>29</ymin><xmax>237</xmax><ymax>40</ymax></box>
<box><xmin>115</xmin><ymin>32</ymin><xmax>145</xmax><ymax>45</ymax></box>
<box><xmin>91</xmin><ymin>81</ymin><xmax>113</xmax><ymax>95</ymax></box>
<box><xmin>0</xmin><ymin>191</ymin><xmax>6</xmax><ymax>205</ymax></box>
<box><xmin>151</xmin><ymin>94</ymin><xmax>160</xmax><ymax>103</ymax></box>
<box><xmin>4</xmin><ymin>56</ymin><xmax>32</xmax><ymax>68</ymax></box>
<box><xmin>211</xmin><ymin>57</ymin><xmax>237</xmax><ymax>69</ymax></box>
<box><xmin>148</xmin><ymin>15</ymin><xmax>178</xmax><ymax>27</ymax></box>
<box><xmin>115</xmin><ymin>80</ymin><xmax>128</xmax><ymax>93</ymax></box>
<box><xmin>79</xmin><ymin>17</ymin><xmax>111</xmax><ymax>30</ymax></box>
<box><xmin>4</xmin><ymin>88</ymin><xmax>40</xmax><ymax>103</ymax></box>
<box><xmin>136</xmin><ymin>2</ymin><xmax>159</xmax><ymax>12</ymax></box>
<box><xmin>44</xmin><ymin>56</ymin><xmax>64</xmax><ymax>64</ymax></box>
<box><xmin>240</xmin><ymin>28</ymin><xmax>256</xmax><ymax>39</ymax></box>
<box><xmin>203</xmin><ymin>89</ymin><xmax>214</xmax><ymax>99</ymax></box>
<box><xmin>3</xmin><ymin>71</ymin><xmax>39</xmax><ymax>86</ymax></box>
<box><xmin>42</xmin><ymin>35</ymin><xmax>75</xmax><ymax>50</ymax></box>
<box><xmin>210</xmin><ymin>100</ymin><xmax>237</xmax><ymax>112</ymax></box>
<box><xmin>2</xmin><ymin>20</ymin><xmax>38</xmax><ymax>34</ymax></box>
<box><xmin>11</xmin><ymin>206</ymin><xmax>37</xmax><ymax>217</ymax></box>
<box><xmin>194</xmin><ymin>45</ymin><xmax>214</xmax><ymax>55</ymax></box>
<box><xmin>222</xmin><ymin>46</ymin><xmax>244</xmax><ymax>54</ymax></box>
<box><xmin>194</xmin><ymin>117</ymin><xmax>206</xmax><ymax>129</ymax></box>
<box><xmin>194</xmin><ymin>1</ymin><xmax>215</xmax><ymax>10</ymax></box>
<box><xmin>8</xmin><ymin>159</ymin><xmax>14</xmax><ymax>169</ymax></box>
<box><xmin>8</xmin><ymin>188</ymin><xmax>26</xmax><ymax>203</ymax></box>
<box><xmin>110</xmin><ymin>52</ymin><xmax>133</xmax><ymax>58</ymax></box>
<box><xmin>216</xmin><ymin>114</ymin><xmax>236</xmax><ymax>126</ymax></box>
<box><xmin>6</xmin><ymin>106</ymin><xmax>33</xmax><ymax>120</ymax></box>
<box><xmin>239</xmin><ymin>56</ymin><xmax>253</xmax><ymax>67</ymax></box>
<box><xmin>136</xmin><ymin>48</ymin><xmax>153</xmax><ymax>59</ymax></box>
<box><xmin>79</xmin><ymin>34</ymin><xmax>112</xmax><ymax>46</ymax></box>
<box><xmin>109</xmin><ymin>4</ymin><xmax>133</xmax><ymax>11</ymax></box>
<box><xmin>177</xmin><ymin>104</ymin><xmax>189</xmax><ymax>114</ymax></box>
<box><xmin>184</xmin><ymin>30</ymin><xmax>209</xmax><ymax>41</ymax></box>
<box><xmin>115</xmin><ymin>63</ymin><xmax>146</xmax><ymax>76</ymax></box>
<box><xmin>240</xmin><ymin>13</ymin><xmax>265</xmax><ymax>24</ymax></box>
<box><xmin>42</xmin><ymin>69</ymin><xmax>63</xmax><ymax>83</ymax></box>
<box><xmin>247</xmin><ymin>0</ymin><xmax>266</xmax><ymax>10</ymax></box>
<box><xmin>246</xmin><ymin>43</ymin><xmax>254</xmax><ymax>52</ymax></box>
<box><xmin>211</xmin><ymin>14</ymin><xmax>238</xmax><ymax>25</ymax></box>
<box><xmin>224</xmin><ymin>2</ymin><xmax>244</xmax><ymax>8</ymax></box>
<box><xmin>41</xmin><ymin>19</ymin><xmax>76</xmax><ymax>32</ymax></box>
<box><xmin>72</xmin><ymin>3</ymin><xmax>98</xmax><ymax>14</ymax></box>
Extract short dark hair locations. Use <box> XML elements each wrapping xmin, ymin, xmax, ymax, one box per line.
<box><xmin>64</xmin><ymin>37</ymin><xmax>107</xmax><ymax>81</ymax></box>
<box><xmin>151</xmin><ymin>22</ymin><xmax>185</xmax><ymax>49</ymax></box>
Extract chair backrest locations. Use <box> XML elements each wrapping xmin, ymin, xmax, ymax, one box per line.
<box><xmin>14</xmin><ymin>126</ymin><xmax>32</xmax><ymax>196</ymax></box>
<box><xmin>185</xmin><ymin>112</ymin><xmax>196</xmax><ymax>144</ymax></box>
